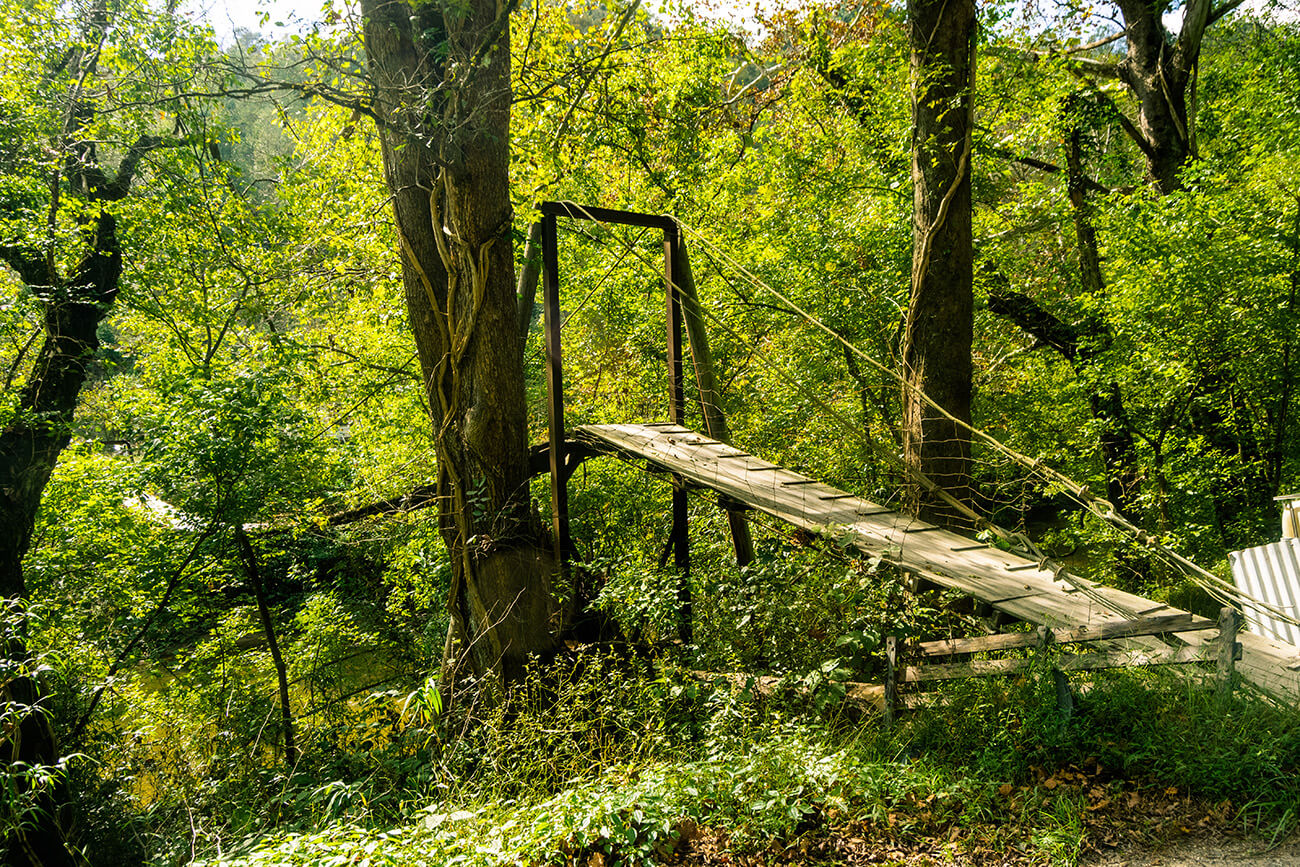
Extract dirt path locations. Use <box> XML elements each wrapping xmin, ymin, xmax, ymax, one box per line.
<box><xmin>1084</xmin><ymin>832</ymin><xmax>1300</xmax><ymax>866</ymax></box>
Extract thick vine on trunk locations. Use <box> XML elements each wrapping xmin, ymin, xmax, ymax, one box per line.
<box><xmin>901</xmin><ymin>0</ymin><xmax>976</xmax><ymax>526</ymax></box>
<box><xmin>362</xmin><ymin>0</ymin><xmax>559</xmax><ymax>688</ymax></box>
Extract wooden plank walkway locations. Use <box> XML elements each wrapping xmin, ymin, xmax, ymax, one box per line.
<box><xmin>576</xmin><ymin>423</ymin><xmax>1300</xmax><ymax>701</ymax></box>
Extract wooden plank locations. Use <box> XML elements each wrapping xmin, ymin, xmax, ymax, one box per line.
<box><xmin>904</xmin><ymin>644</ymin><xmax>1236</xmax><ymax>683</ymax></box>
<box><xmin>574</xmin><ymin>423</ymin><xmax>1300</xmax><ymax>700</ymax></box>
<box><xmin>1058</xmin><ymin>644</ymin><xmax>1239</xmax><ymax>673</ymax></box>
<box><xmin>915</xmin><ymin>613</ymin><xmax>1204</xmax><ymax>657</ymax></box>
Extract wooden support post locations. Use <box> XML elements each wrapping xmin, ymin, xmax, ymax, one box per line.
<box><xmin>884</xmin><ymin>635</ymin><xmax>898</xmax><ymax>730</ymax></box>
<box><xmin>903</xmin><ymin>570</ymin><xmax>921</xmax><ymax>593</ymax></box>
<box><xmin>1053</xmin><ymin>669</ymin><xmax>1074</xmax><ymax>719</ymax></box>
<box><xmin>1036</xmin><ymin>625</ymin><xmax>1074</xmax><ymax>717</ymax></box>
<box><xmin>542</xmin><ymin>214</ymin><xmax>570</xmax><ymax>568</ymax></box>
<box><xmin>1217</xmin><ymin>606</ymin><xmax>1241</xmax><ymax>698</ymax></box>
<box><xmin>665</xmin><ymin>224</ymin><xmax>692</xmax><ymax>642</ymax></box>
<box><xmin>672</xmin><ymin>233</ymin><xmax>754</xmax><ymax>568</ymax></box>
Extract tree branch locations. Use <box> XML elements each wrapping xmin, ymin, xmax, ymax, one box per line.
<box><xmin>988</xmin><ymin>146</ymin><xmax>1113</xmax><ymax>194</ymax></box>
<box><xmin>326</xmin><ymin>484</ymin><xmax>441</xmax><ymax>525</ymax></box>
<box><xmin>986</xmin><ymin>285</ymin><xmax>1080</xmax><ymax>362</ymax></box>
<box><xmin>1063</xmin><ymin>32</ymin><xmax>1126</xmax><ymax>54</ymax></box>
<box><xmin>100</xmin><ymin>134</ymin><xmax>169</xmax><ymax>201</ymax></box>
<box><xmin>997</xmin><ymin>43</ymin><xmax>1122</xmax><ymax>79</ymax></box>
<box><xmin>1207</xmin><ymin>0</ymin><xmax>1250</xmax><ymax>26</ymax></box>
<box><xmin>0</xmin><ymin>245</ymin><xmax>52</xmax><ymax>288</ymax></box>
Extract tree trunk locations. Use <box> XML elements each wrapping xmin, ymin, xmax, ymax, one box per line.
<box><xmin>0</xmin><ymin>0</ymin><xmax>166</xmax><ymax>849</ymax></box>
<box><xmin>902</xmin><ymin>0</ymin><xmax>976</xmax><ymax>525</ymax></box>
<box><xmin>0</xmin><ymin>209</ymin><xmax>122</xmax><ymax>867</ymax></box>
<box><xmin>235</xmin><ymin>528</ymin><xmax>297</xmax><ymax>769</ymax></box>
<box><xmin>362</xmin><ymin>0</ymin><xmax>559</xmax><ymax>687</ymax></box>
<box><xmin>1112</xmin><ymin>0</ymin><xmax>1221</xmax><ymax>194</ymax></box>
<box><xmin>1063</xmin><ymin>105</ymin><xmax>1142</xmax><ymax>521</ymax></box>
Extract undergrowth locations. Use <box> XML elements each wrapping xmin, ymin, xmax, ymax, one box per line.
<box><xmin>176</xmin><ymin>656</ymin><xmax>1300</xmax><ymax>867</ymax></box>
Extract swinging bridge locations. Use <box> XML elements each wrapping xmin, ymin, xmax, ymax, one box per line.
<box><xmin>531</xmin><ymin>202</ymin><xmax>1300</xmax><ymax>702</ymax></box>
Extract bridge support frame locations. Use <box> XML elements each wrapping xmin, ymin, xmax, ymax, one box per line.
<box><xmin>538</xmin><ymin>203</ymin><xmax>686</xmax><ymax>576</ymax></box>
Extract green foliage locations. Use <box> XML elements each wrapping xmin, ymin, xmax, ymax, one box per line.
<box><xmin>0</xmin><ymin>604</ymin><xmax>82</xmax><ymax>845</ymax></box>
<box><xmin>6</xmin><ymin>1</ymin><xmax>1300</xmax><ymax>864</ymax></box>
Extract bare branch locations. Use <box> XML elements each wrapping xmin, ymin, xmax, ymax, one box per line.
<box><xmin>1062</xmin><ymin>31</ymin><xmax>1125</xmax><ymax>54</ymax></box>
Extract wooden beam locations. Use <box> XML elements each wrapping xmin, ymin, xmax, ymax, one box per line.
<box><xmin>915</xmin><ymin>613</ymin><xmax>1204</xmax><ymax>657</ymax></box>
<box><xmin>904</xmin><ymin>643</ymin><xmax>1241</xmax><ymax>683</ymax></box>
<box><xmin>537</xmin><ymin>200</ymin><xmax>677</xmax><ymax>231</ymax></box>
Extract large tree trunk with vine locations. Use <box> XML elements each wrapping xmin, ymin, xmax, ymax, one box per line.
<box><xmin>362</xmin><ymin>0</ymin><xmax>559</xmax><ymax>687</ymax></box>
<box><xmin>901</xmin><ymin>0</ymin><xmax>976</xmax><ymax>526</ymax></box>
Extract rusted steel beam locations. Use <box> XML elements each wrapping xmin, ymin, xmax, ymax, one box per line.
<box><xmin>537</xmin><ymin>200</ymin><xmax>677</xmax><ymax>231</ymax></box>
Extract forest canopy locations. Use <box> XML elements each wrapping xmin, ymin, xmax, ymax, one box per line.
<box><xmin>2</xmin><ymin>0</ymin><xmax>1300</xmax><ymax>863</ymax></box>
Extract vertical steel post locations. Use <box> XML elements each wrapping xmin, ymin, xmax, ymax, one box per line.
<box><xmin>542</xmin><ymin>214</ymin><xmax>570</xmax><ymax>567</ymax></box>
<box><xmin>665</xmin><ymin>223</ymin><xmax>692</xmax><ymax>642</ymax></box>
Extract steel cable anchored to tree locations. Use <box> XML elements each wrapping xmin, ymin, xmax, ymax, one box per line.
<box><xmin>673</xmin><ymin>220</ymin><xmax>1297</xmax><ymax>631</ymax></box>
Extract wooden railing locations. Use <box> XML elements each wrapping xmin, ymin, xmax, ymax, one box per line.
<box><xmin>884</xmin><ymin>609</ymin><xmax>1243</xmax><ymax>727</ymax></box>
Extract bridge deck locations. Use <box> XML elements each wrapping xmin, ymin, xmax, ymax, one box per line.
<box><xmin>576</xmin><ymin>423</ymin><xmax>1300</xmax><ymax>700</ymax></box>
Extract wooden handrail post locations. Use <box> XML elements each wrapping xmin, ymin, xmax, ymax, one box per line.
<box><xmin>884</xmin><ymin>635</ymin><xmax>898</xmax><ymax>729</ymax></box>
<box><xmin>1217</xmin><ymin>606</ymin><xmax>1242</xmax><ymax>698</ymax></box>
<box><xmin>665</xmin><ymin>223</ymin><xmax>692</xmax><ymax>643</ymax></box>
<box><xmin>541</xmin><ymin>213</ymin><xmax>570</xmax><ymax>568</ymax></box>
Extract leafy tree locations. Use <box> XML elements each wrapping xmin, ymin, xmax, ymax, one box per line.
<box><xmin>0</xmin><ymin>0</ymin><xmax>220</xmax><ymax>861</ymax></box>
